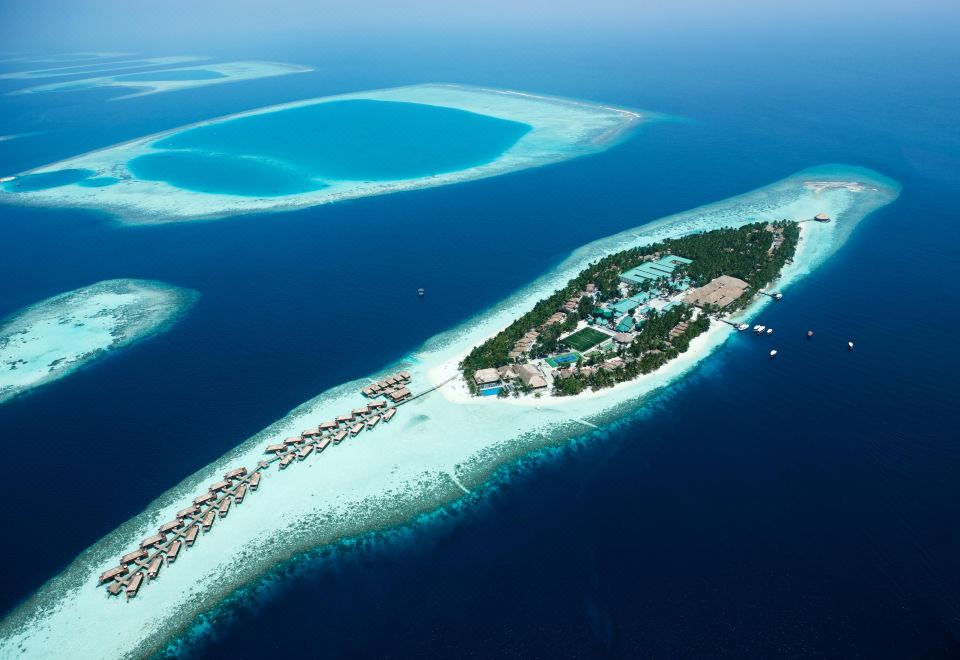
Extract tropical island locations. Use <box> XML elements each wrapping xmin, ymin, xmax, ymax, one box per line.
<box><xmin>0</xmin><ymin>167</ymin><xmax>899</xmax><ymax>660</ymax></box>
<box><xmin>462</xmin><ymin>221</ymin><xmax>800</xmax><ymax>397</ymax></box>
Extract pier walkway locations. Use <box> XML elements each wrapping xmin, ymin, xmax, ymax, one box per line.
<box><xmin>99</xmin><ymin>370</ymin><xmax>453</xmax><ymax>600</ymax></box>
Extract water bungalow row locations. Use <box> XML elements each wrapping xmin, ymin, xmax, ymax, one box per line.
<box><xmin>98</xmin><ymin>465</ymin><xmax>259</xmax><ymax>599</ymax></box>
<box><xmin>98</xmin><ymin>376</ymin><xmax>412</xmax><ymax>600</ymax></box>
<box><xmin>360</xmin><ymin>371</ymin><xmax>412</xmax><ymax>402</ymax></box>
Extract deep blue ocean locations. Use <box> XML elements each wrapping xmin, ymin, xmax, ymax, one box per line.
<box><xmin>1</xmin><ymin>22</ymin><xmax>959</xmax><ymax>658</ymax></box>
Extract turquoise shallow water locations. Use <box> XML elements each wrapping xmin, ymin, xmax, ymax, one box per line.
<box><xmin>76</xmin><ymin>176</ymin><xmax>118</xmax><ymax>188</ymax></box>
<box><xmin>129</xmin><ymin>151</ymin><xmax>327</xmax><ymax>196</ymax></box>
<box><xmin>113</xmin><ymin>69</ymin><xmax>226</xmax><ymax>82</ymax></box>
<box><xmin>3</xmin><ymin>168</ymin><xmax>93</xmax><ymax>191</ymax></box>
<box><xmin>141</xmin><ymin>99</ymin><xmax>531</xmax><ymax>192</ymax></box>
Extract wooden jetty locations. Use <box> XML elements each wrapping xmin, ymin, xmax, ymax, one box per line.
<box><xmin>99</xmin><ymin>372</ymin><xmax>444</xmax><ymax>600</ymax></box>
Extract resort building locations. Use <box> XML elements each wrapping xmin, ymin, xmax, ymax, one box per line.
<box><xmin>473</xmin><ymin>368</ymin><xmax>502</xmax><ymax>395</ymax></box>
<box><xmin>682</xmin><ymin>275</ymin><xmax>750</xmax><ymax>308</ymax></box>
<box><xmin>620</xmin><ymin>255</ymin><xmax>693</xmax><ymax>286</ymax></box>
<box><xmin>516</xmin><ymin>364</ymin><xmax>548</xmax><ymax>390</ymax></box>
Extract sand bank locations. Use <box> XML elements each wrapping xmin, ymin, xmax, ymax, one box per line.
<box><xmin>10</xmin><ymin>61</ymin><xmax>312</xmax><ymax>100</ymax></box>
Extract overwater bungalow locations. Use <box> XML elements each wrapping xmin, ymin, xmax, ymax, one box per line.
<box><xmin>369</xmin><ymin>399</ymin><xmax>386</xmax><ymax>409</ymax></box>
<box><xmin>265</xmin><ymin>443</ymin><xmax>285</xmax><ymax>453</ymax></box>
<box><xmin>280</xmin><ymin>454</ymin><xmax>294</xmax><ymax>469</ymax></box>
<box><xmin>249</xmin><ymin>472</ymin><xmax>261</xmax><ymax>490</ymax></box>
<box><xmin>320</xmin><ymin>420</ymin><xmax>338</xmax><ymax>431</ymax></box>
<box><xmin>218</xmin><ymin>498</ymin><xmax>232</xmax><ymax>518</ymax></box>
<box><xmin>166</xmin><ymin>540</ymin><xmax>182</xmax><ymax>565</ymax></box>
<box><xmin>107</xmin><ymin>581</ymin><xmax>124</xmax><ymax>597</ymax></box>
<box><xmin>176</xmin><ymin>505</ymin><xmax>200</xmax><ymax>519</ymax></box>
<box><xmin>283</xmin><ymin>436</ymin><xmax>301</xmax><ymax>446</ymax></box>
<box><xmin>126</xmin><ymin>572</ymin><xmax>143</xmax><ymax>599</ymax></box>
<box><xmin>140</xmin><ymin>534</ymin><xmax>165</xmax><ymax>549</ymax></box>
<box><xmin>194</xmin><ymin>492</ymin><xmax>216</xmax><ymax>506</ymax></box>
<box><xmin>361</xmin><ymin>385</ymin><xmax>375</xmax><ymax>397</ymax></box>
<box><xmin>297</xmin><ymin>445</ymin><xmax>314</xmax><ymax>460</ymax></box>
<box><xmin>300</xmin><ymin>427</ymin><xmax>319</xmax><ymax>439</ymax></box>
<box><xmin>234</xmin><ymin>483</ymin><xmax>247</xmax><ymax>503</ymax></box>
<box><xmin>121</xmin><ymin>549</ymin><xmax>147</xmax><ymax>565</ymax></box>
<box><xmin>333</xmin><ymin>430</ymin><xmax>347</xmax><ymax>444</ymax></box>
<box><xmin>387</xmin><ymin>387</ymin><xmax>411</xmax><ymax>403</ymax></box>
<box><xmin>99</xmin><ymin>565</ymin><xmax>128</xmax><ymax>584</ymax></box>
<box><xmin>352</xmin><ymin>406</ymin><xmax>369</xmax><ymax>416</ymax></box>
<box><xmin>159</xmin><ymin>520</ymin><xmax>181</xmax><ymax>535</ymax></box>
<box><xmin>184</xmin><ymin>525</ymin><xmax>199</xmax><ymax>547</ymax></box>
<box><xmin>224</xmin><ymin>467</ymin><xmax>247</xmax><ymax>480</ymax></box>
<box><xmin>209</xmin><ymin>479</ymin><xmax>231</xmax><ymax>492</ymax></box>
<box><xmin>336</xmin><ymin>413</ymin><xmax>354</xmax><ymax>424</ymax></box>
<box><xmin>385</xmin><ymin>376</ymin><xmax>398</xmax><ymax>386</ymax></box>
<box><xmin>317</xmin><ymin>437</ymin><xmax>331</xmax><ymax>451</ymax></box>
<box><xmin>367</xmin><ymin>414</ymin><xmax>381</xmax><ymax>429</ymax></box>
<box><xmin>383</xmin><ymin>408</ymin><xmax>396</xmax><ymax>422</ymax></box>
<box><xmin>398</xmin><ymin>371</ymin><xmax>411</xmax><ymax>381</ymax></box>
<box><xmin>350</xmin><ymin>422</ymin><xmax>364</xmax><ymax>436</ymax></box>
<box><xmin>201</xmin><ymin>510</ymin><xmax>216</xmax><ymax>532</ymax></box>
<box><xmin>147</xmin><ymin>556</ymin><xmax>162</xmax><ymax>580</ymax></box>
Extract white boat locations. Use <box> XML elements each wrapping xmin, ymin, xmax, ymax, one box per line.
<box><xmin>773</xmin><ymin>293</ymin><xmax>783</xmax><ymax>300</ymax></box>
<box><xmin>737</xmin><ymin>323</ymin><xmax>749</xmax><ymax>331</ymax></box>
<box><xmin>766</xmin><ymin>328</ymin><xmax>773</xmax><ymax>335</ymax></box>
<box><xmin>848</xmin><ymin>341</ymin><xmax>854</xmax><ymax>350</ymax></box>
<box><xmin>754</xmin><ymin>325</ymin><xmax>766</xmax><ymax>334</ymax></box>
<box><xmin>770</xmin><ymin>349</ymin><xmax>778</xmax><ymax>358</ymax></box>
<box><xmin>418</xmin><ymin>288</ymin><xmax>424</xmax><ymax>297</ymax></box>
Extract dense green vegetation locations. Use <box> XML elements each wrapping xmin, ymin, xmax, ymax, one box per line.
<box><xmin>553</xmin><ymin>306</ymin><xmax>710</xmax><ymax>396</ymax></box>
<box><xmin>461</xmin><ymin>221</ymin><xmax>799</xmax><ymax>388</ymax></box>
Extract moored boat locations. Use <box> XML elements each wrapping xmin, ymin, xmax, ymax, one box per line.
<box><xmin>770</xmin><ymin>349</ymin><xmax>778</xmax><ymax>358</ymax></box>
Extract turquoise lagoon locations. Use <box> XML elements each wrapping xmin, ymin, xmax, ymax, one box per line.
<box><xmin>0</xmin><ymin>84</ymin><xmax>647</xmax><ymax>223</ymax></box>
<box><xmin>130</xmin><ymin>100</ymin><xmax>532</xmax><ymax>194</ymax></box>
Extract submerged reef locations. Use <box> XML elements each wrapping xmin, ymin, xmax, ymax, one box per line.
<box><xmin>0</xmin><ymin>279</ymin><xmax>197</xmax><ymax>405</ymax></box>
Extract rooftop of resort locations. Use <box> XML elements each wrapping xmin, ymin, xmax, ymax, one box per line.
<box><xmin>620</xmin><ymin>254</ymin><xmax>693</xmax><ymax>286</ymax></box>
<box><xmin>682</xmin><ymin>275</ymin><xmax>750</xmax><ymax>308</ymax></box>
